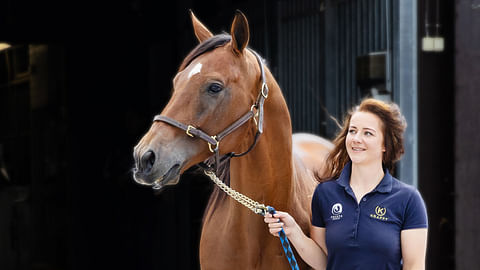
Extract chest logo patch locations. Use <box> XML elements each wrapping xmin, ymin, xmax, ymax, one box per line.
<box><xmin>331</xmin><ymin>203</ymin><xmax>343</xmax><ymax>220</ymax></box>
<box><xmin>370</xmin><ymin>206</ymin><xmax>389</xmax><ymax>221</ymax></box>
<box><xmin>375</xmin><ymin>206</ymin><xmax>386</xmax><ymax>216</ymax></box>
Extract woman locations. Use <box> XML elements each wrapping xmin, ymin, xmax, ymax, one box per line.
<box><xmin>265</xmin><ymin>98</ymin><xmax>428</xmax><ymax>270</ymax></box>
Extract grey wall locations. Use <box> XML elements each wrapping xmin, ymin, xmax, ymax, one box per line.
<box><xmin>455</xmin><ymin>0</ymin><xmax>480</xmax><ymax>269</ymax></box>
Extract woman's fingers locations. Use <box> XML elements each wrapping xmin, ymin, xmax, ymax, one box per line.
<box><xmin>264</xmin><ymin>211</ymin><xmax>298</xmax><ymax>238</ymax></box>
<box><xmin>272</xmin><ymin>211</ymin><xmax>289</xmax><ymax>219</ymax></box>
<box><xmin>268</xmin><ymin>222</ymin><xmax>284</xmax><ymax>228</ymax></box>
<box><xmin>264</xmin><ymin>212</ymin><xmax>288</xmax><ymax>223</ymax></box>
<box><xmin>265</xmin><ymin>210</ymin><xmax>294</xmax><ymax>237</ymax></box>
<box><xmin>264</xmin><ymin>213</ymin><xmax>280</xmax><ymax>223</ymax></box>
<box><xmin>264</xmin><ymin>217</ymin><xmax>281</xmax><ymax>223</ymax></box>
<box><xmin>269</xmin><ymin>223</ymin><xmax>284</xmax><ymax>235</ymax></box>
<box><xmin>269</xmin><ymin>227</ymin><xmax>282</xmax><ymax>236</ymax></box>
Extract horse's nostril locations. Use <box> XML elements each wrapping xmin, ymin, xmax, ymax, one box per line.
<box><xmin>141</xmin><ymin>150</ymin><xmax>156</xmax><ymax>173</ymax></box>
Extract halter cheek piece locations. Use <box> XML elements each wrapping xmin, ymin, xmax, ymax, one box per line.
<box><xmin>153</xmin><ymin>49</ymin><xmax>269</xmax><ymax>174</ymax></box>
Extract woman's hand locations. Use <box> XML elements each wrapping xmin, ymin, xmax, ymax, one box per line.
<box><xmin>264</xmin><ymin>210</ymin><xmax>328</xmax><ymax>270</ymax></box>
<box><xmin>264</xmin><ymin>211</ymin><xmax>299</xmax><ymax>238</ymax></box>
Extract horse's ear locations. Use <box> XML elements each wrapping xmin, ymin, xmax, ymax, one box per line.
<box><xmin>190</xmin><ymin>10</ymin><xmax>213</xmax><ymax>43</ymax></box>
<box><xmin>230</xmin><ymin>10</ymin><xmax>250</xmax><ymax>55</ymax></box>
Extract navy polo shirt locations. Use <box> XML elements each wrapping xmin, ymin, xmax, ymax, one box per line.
<box><xmin>311</xmin><ymin>162</ymin><xmax>428</xmax><ymax>270</ymax></box>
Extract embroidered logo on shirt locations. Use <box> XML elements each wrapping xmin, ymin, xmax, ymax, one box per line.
<box><xmin>331</xmin><ymin>203</ymin><xmax>343</xmax><ymax>220</ymax></box>
<box><xmin>370</xmin><ymin>206</ymin><xmax>389</xmax><ymax>221</ymax></box>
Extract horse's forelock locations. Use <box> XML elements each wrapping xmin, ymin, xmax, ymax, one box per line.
<box><xmin>179</xmin><ymin>34</ymin><xmax>232</xmax><ymax>71</ymax></box>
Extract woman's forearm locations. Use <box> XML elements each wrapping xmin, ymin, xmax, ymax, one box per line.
<box><xmin>402</xmin><ymin>263</ymin><xmax>425</xmax><ymax>270</ymax></box>
<box><xmin>288</xmin><ymin>225</ymin><xmax>327</xmax><ymax>270</ymax></box>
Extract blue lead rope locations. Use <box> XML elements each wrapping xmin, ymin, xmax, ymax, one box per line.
<box><xmin>266</xmin><ymin>206</ymin><xmax>300</xmax><ymax>270</ymax></box>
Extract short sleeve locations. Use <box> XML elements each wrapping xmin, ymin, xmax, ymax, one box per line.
<box><xmin>311</xmin><ymin>185</ymin><xmax>325</xmax><ymax>227</ymax></box>
<box><xmin>402</xmin><ymin>189</ymin><xmax>428</xmax><ymax>230</ymax></box>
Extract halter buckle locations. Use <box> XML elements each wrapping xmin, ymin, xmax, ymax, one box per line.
<box><xmin>186</xmin><ymin>125</ymin><xmax>196</xmax><ymax>137</ymax></box>
<box><xmin>250</xmin><ymin>105</ymin><xmax>259</xmax><ymax>127</ymax></box>
<box><xmin>208</xmin><ymin>136</ymin><xmax>219</xmax><ymax>153</ymax></box>
<box><xmin>261</xmin><ymin>83</ymin><xmax>268</xmax><ymax>99</ymax></box>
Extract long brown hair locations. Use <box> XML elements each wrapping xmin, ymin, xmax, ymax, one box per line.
<box><xmin>319</xmin><ymin>98</ymin><xmax>407</xmax><ymax>181</ymax></box>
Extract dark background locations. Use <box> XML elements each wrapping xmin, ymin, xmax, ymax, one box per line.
<box><xmin>1</xmin><ymin>0</ymin><xmax>477</xmax><ymax>269</ymax></box>
<box><xmin>1</xmin><ymin>1</ymin><xmax>228</xmax><ymax>269</ymax></box>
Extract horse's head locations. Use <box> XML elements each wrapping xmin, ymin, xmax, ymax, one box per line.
<box><xmin>133</xmin><ymin>11</ymin><xmax>266</xmax><ymax>190</ymax></box>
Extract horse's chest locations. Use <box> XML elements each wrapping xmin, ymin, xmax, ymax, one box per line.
<box><xmin>200</xmin><ymin>215</ymin><xmax>252</xmax><ymax>252</ymax></box>
<box><xmin>199</xmin><ymin>213</ymin><xmax>295</xmax><ymax>270</ymax></box>
<box><xmin>199</xmin><ymin>211</ymin><xmax>263</xmax><ymax>267</ymax></box>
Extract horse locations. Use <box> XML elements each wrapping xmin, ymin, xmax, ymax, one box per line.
<box><xmin>132</xmin><ymin>10</ymin><xmax>333</xmax><ymax>269</ymax></box>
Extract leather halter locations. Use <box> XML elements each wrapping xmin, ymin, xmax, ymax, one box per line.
<box><xmin>153</xmin><ymin>49</ymin><xmax>269</xmax><ymax>173</ymax></box>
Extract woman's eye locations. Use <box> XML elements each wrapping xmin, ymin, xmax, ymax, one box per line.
<box><xmin>348</xmin><ymin>129</ymin><xmax>356</xmax><ymax>134</ymax></box>
<box><xmin>207</xmin><ymin>83</ymin><xmax>223</xmax><ymax>94</ymax></box>
<box><xmin>365</xmin><ymin>131</ymin><xmax>373</xmax><ymax>136</ymax></box>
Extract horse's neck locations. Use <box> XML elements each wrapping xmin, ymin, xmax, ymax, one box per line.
<box><xmin>229</xmin><ymin>79</ymin><xmax>294</xmax><ymax>210</ymax></box>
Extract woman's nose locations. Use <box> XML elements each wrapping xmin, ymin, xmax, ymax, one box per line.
<box><xmin>353</xmin><ymin>133</ymin><xmax>362</xmax><ymax>142</ymax></box>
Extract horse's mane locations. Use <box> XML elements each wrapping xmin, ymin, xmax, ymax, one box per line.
<box><xmin>179</xmin><ymin>34</ymin><xmax>232</xmax><ymax>72</ymax></box>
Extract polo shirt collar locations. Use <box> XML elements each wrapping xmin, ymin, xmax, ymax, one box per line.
<box><xmin>336</xmin><ymin>162</ymin><xmax>352</xmax><ymax>189</ymax></box>
<box><xmin>374</xmin><ymin>168</ymin><xmax>393</xmax><ymax>193</ymax></box>
<box><xmin>336</xmin><ymin>161</ymin><xmax>393</xmax><ymax>193</ymax></box>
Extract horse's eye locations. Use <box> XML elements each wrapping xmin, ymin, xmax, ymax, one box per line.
<box><xmin>207</xmin><ymin>83</ymin><xmax>223</xmax><ymax>94</ymax></box>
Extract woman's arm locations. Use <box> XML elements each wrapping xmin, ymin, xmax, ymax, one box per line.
<box><xmin>265</xmin><ymin>211</ymin><xmax>327</xmax><ymax>269</ymax></box>
<box><xmin>401</xmin><ymin>228</ymin><xmax>428</xmax><ymax>270</ymax></box>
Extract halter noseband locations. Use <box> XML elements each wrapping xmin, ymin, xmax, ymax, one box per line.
<box><xmin>152</xmin><ymin>49</ymin><xmax>269</xmax><ymax>176</ymax></box>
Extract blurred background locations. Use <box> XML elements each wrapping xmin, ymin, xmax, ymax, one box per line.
<box><xmin>0</xmin><ymin>0</ymin><xmax>478</xmax><ymax>269</ymax></box>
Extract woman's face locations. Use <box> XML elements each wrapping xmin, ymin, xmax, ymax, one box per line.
<box><xmin>346</xmin><ymin>111</ymin><xmax>385</xmax><ymax>167</ymax></box>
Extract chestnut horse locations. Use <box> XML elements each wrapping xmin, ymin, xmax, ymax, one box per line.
<box><xmin>133</xmin><ymin>11</ymin><xmax>333</xmax><ymax>269</ymax></box>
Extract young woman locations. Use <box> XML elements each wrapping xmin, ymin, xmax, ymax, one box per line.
<box><xmin>264</xmin><ymin>98</ymin><xmax>428</xmax><ymax>270</ymax></box>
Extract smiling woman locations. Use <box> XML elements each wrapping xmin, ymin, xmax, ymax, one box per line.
<box><xmin>264</xmin><ymin>98</ymin><xmax>428</xmax><ymax>270</ymax></box>
<box><xmin>322</xmin><ymin>98</ymin><xmax>407</xmax><ymax>180</ymax></box>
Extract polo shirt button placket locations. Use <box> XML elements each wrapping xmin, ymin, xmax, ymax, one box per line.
<box><xmin>353</xmin><ymin>206</ymin><xmax>360</xmax><ymax>239</ymax></box>
<box><xmin>354</xmin><ymin>197</ymin><xmax>368</xmax><ymax>240</ymax></box>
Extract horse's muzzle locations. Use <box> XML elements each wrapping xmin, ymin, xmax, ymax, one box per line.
<box><xmin>137</xmin><ymin>150</ymin><xmax>156</xmax><ymax>174</ymax></box>
<box><xmin>133</xmin><ymin>148</ymin><xmax>182</xmax><ymax>190</ymax></box>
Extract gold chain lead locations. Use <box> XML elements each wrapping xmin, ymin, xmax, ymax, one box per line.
<box><xmin>204</xmin><ymin>170</ymin><xmax>268</xmax><ymax>216</ymax></box>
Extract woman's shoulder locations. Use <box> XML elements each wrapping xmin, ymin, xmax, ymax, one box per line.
<box><xmin>317</xmin><ymin>178</ymin><xmax>339</xmax><ymax>186</ymax></box>
<box><xmin>314</xmin><ymin>178</ymin><xmax>341</xmax><ymax>194</ymax></box>
<box><xmin>390</xmin><ymin>178</ymin><xmax>428</xmax><ymax>228</ymax></box>
<box><xmin>390</xmin><ymin>177</ymin><xmax>424</xmax><ymax>199</ymax></box>
<box><xmin>312</xmin><ymin>179</ymin><xmax>340</xmax><ymax>205</ymax></box>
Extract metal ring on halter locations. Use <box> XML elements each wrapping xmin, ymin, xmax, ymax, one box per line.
<box><xmin>208</xmin><ymin>136</ymin><xmax>219</xmax><ymax>153</ymax></box>
<box><xmin>186</xmin><ymin>125</ymin><xmax>196</xmax><ymax>137</ymax></box>
<box><xmin>250</xmin><ymin>105</ymin><xmax>259</xmax><ymax>127</ymax></box>
<box><xmin>261</xmin><ymin>83</ymin><xmax>268</xmax><ymax>99</ymax></box>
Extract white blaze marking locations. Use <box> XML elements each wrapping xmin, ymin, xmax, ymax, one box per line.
<box><xmin>188</xmin><ymin>63</ymin><xmax>202</xmax><ymax>79</ymax></box>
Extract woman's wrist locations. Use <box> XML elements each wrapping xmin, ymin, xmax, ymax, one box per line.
<box><xmin>288</xmin><ymin>222</ymin><xmax>306</xmax><ymax>243</ymax></box>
